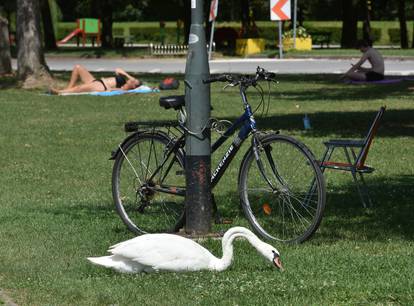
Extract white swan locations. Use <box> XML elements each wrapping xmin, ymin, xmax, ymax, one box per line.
<box><xmin>87</xmin><ymin>227</ymin><xmax>283</xmax><ymax>273</ymax></box>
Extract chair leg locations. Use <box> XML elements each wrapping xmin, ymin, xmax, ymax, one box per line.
<box><xmin>350</xmin><ymin>170</ymin><xmax>368</xmax><ymax>208</ymax></box>
<box><xmin>320</xmin><ymin>146</ymin><xmax>334</xmax><ymax>173</ymax></box>
<box><xmin>358</xmin><ymin>173</ymin><xmax>374</xmax><ymax>207</ymax></box>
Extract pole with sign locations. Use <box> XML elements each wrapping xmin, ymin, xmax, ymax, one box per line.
<box><xmin>270</xmin><ymin>0</ymin><xmax>291</xmax><ymax>59</ymax></box>
<box><xmin>293</xmin><ymin>0</ymin><xmax>297</xmax><ymax>49</ymax></box>
<box><xmin>208</xmin><ymin>0</ymin><xmax>218</xmax><ymax>60</ymax></box>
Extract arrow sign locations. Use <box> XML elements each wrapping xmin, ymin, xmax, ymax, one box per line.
<box><xmin>270</xmin><ymin>0</ymin><xmax>291</xmax><ymax>21</ymax></box>
<box><xmin>209</xmin><ymin>0</ymin><xmax>218</xmax><ymax>22</ymax></box>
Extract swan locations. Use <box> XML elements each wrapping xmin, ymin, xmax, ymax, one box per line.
<box><xmin>87</xmin><ymin>227</ymin><xmax>283</xmax><ymax>273</ymax></box>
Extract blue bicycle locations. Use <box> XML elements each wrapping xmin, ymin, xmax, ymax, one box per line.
<box><xmin>111</xmin><ymin>67</ymin><xmax>326</xmax><ymax>243</ymax></box>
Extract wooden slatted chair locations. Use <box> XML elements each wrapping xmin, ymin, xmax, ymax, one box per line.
<box><xmin>319</xmin><ymin>106</ymin><xmax>386</xmax><ymax>208</ymax></box>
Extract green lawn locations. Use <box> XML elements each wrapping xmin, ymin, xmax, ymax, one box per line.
<box><xmin>0</xmin><ymin>73</ymin><xmax>413</xmax><ymax>305</ymax></box>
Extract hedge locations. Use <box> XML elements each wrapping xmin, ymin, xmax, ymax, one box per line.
<box><xmin>55</xmin><ymin>21</ymin><xmax>410</xmax><ymax>46</ymax></box>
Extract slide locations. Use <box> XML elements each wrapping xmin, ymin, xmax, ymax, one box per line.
<box><xmin>57</xmin><ymin>28</ymin><xmax>83</xmax><ymax>45</ymax></box>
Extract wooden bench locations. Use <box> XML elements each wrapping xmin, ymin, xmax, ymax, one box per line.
<box><xmin>310</xmin><ymin>31</ymin><xmax>332</xmax><ymax>48</ymax></box>
<box><xmin>113</xmin><ymin>35</ymin><xmax>134</xmax><ymax>47</ymax></box>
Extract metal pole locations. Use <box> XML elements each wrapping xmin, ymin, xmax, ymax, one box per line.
<box><xmin>293</xmin><ymin>0</ymin><xmax>297</xmax><ymax>49</ymax></box>
<box><xmin>184</xmin><ymin>0</ymin><xmax>212</xmax><ymax>235</ymax></box>
<box><xmin>278</xmin><ymin>20</ymin><xmax>283</xmax><ymax>59</ymax></box>
<box><xmin>208</xmin><ymin>20</ymin><xmax>215</xmax><ymax>61</ymax></box>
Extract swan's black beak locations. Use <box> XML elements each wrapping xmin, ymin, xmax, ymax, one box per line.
<box><xmin>273</xmin><ymin>254</ymin><xmax>284</xmax><ymax>271</ymax></box>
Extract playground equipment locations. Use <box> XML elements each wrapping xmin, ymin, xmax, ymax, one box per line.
<box><xmin>57</xmin><ymin>18</ymin><xmax>101</xmax><ymax>47</ymax></box>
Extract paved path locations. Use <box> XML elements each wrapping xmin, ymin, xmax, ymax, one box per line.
<box><xmin>12</xmin><ymin>57</ymin><xmax>414</xmax><ymax>75</ymax></box>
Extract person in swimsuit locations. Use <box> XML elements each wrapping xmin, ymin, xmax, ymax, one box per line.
<box><xmin>50</xmin><ymin>65</ymin><xmax>141</xmax><ymax>94</ymax></box>
<box><xmin>342</xmin><ymin>40</ymin><xmax>385</xmax><ymax>82</ymax></box>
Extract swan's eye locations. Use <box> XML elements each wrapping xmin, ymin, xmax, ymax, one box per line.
<box><xmin>272</xmin><ymin>250</ymin><xmax>276</xmax><ymax>254</ymax></box>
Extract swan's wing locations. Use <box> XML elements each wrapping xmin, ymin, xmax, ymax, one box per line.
<box><xmin>109</xmin><ymin>234</ymin><xmax>215</xmax><ymax>271</ymax></box>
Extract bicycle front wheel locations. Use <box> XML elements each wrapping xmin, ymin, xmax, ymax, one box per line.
<box><xmin>112</xmin><ymin>132</ymin><xmax>185</xmax><ymax>234</ymax></box>
<box><xmin>239</xmin><ymin>134</ymin><xmax>326</xmax><ymax>243</ymax></box>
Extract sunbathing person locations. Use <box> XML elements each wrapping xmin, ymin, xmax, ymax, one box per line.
<box><xmin>50</xmin><ymin>65</ymin><xmax>142</xmax><ymax>94</ymax></box>
<box><xmin>342</xmin><ymin>40</ymin><xmax>385</xmax><ymax>82</ymax></box>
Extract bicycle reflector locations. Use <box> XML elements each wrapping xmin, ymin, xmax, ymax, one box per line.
<box><xmin>262</xmin><ymin>203</ymin><xmax>272</xmax><ymax>215</ymax></box>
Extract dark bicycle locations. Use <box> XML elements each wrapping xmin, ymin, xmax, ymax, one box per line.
<box><xmin>111</xmin><ymin>67</ymin><xmax>326</xmax><ymax>243</ymax></box>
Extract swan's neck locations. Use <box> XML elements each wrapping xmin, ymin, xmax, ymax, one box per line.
<box><xmin>213</xmin><ymin>227</ymin><xmax>263</xmax><ymax>271</ymax></box>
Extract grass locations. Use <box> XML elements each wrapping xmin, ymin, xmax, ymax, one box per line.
<box><xmin>0</xmin><ymin>73</ymin><xmax>414</xmax><ymax>305</ymax></box>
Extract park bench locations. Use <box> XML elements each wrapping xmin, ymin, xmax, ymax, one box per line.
<box><xmin>319</xmin><ymin>107</ymin><xmax>386</xmax><ymax>208</ymax></box>
<box><xmin>113</xmin><ymin>35</ymin><xmax>134</xmax><ymax>48</ymax></box>
<box><xmin>310</xmin><ymin>31</ymin><xmax>332</xmax><ymax>48</ymax></box>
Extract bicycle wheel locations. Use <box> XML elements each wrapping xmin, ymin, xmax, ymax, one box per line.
<box><xmin>239</xmin><ymin>134</ymin><xmax>326</xmax><ymax>243</ymax></box>
<box><xmin>112</xmin><ymin>132</ymin><xmax>185</xmax><ymax>234</ymax></box>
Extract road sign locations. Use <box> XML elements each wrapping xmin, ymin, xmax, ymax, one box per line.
<box><xmin>270</xmin><ymin>0</ymin><xmax>291</xmax><ymax>21</ymax></box>
<box><xmin>209</xmin><ymin>0</ymin><xmax>218</xmax><ymax>22</ymax></box>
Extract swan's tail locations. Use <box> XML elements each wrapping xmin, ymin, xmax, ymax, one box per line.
<box><xmin>87</xmin><ymin>256</ymin><xmax>116</xmax><ymax>268</ymax></box>
<box><xmin>87</xmin><ymin>255</ymin><xmax>145</xmax><ymax>273</ymax></box>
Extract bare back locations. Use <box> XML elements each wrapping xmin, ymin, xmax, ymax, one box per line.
<box><xmin>363</xmin><ymin>48</ymin><xmax>384</xmax><ymax>74</ymax></box>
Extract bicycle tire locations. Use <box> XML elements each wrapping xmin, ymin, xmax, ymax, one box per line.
<box><xmin>238</xmin><ymin>134</ymin><xmax>326</xmax><ymax>243</ymax></box>
<box><xmin>112</xmin><ymin>132</ymin><xmax>185</xmax><ymax>234</ymax></box>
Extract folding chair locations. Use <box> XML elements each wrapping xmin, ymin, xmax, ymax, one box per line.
<box><xmin>319</xmin><ymin>106</ymin><xmax>386</xmax><ymax>208</ymax></box>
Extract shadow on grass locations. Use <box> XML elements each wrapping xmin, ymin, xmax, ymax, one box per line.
<box><xmin>0</xmin><ymin>75</ymin><xmax>18</xmax><ymax>89</ymax></box>
<box><xmin>215</xmin><ymin>108</ymin><xmax>414</xmax><ymax>138</ymax></box>
<box><xmin>320</xmin><ymin>174</ymin><xmax>414</xmax><ymax>242</ymax></box>
<box><xmin>214</xmin><ymin>174</ymin><xmax>414</xmax><ymax>242</ymax></box>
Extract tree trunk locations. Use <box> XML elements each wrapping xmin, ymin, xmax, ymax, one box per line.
<box><xmin>362</xmin><ymin>0</ymin><xmax>372</xmax><ymax>45</ymax></box>
<box><xmin>397</xmin><ymin>0</ymin><xmax>408</xmax><ymax>49</ymax></box>
<box><xmin>92</xmin><ymin>0</ymin><xmax>113</xmax><ymax>48</ymax></box>
<box><xmin>184</xmin><ymin>0</ymin><xmax>191</xmax><ymax>44</ymax></box>
<box><xmin>341</xmin><ymin>0</ymin><xmax>358</xmax><ymax>48</ymax></box>
<box><xmin>40</xmin><ymin>0</ymin><xmax>57</xmax><ymax>50</ymax></box>
<box><xmin>0</xmin><ymin>16</ymin><xmax>12</xmax><ymax>75</ymax></box>
<box><xmin>17</xmin><ymin>0</ymin><xmax>52</xmax><ymax>88</ymax></box>
<box><xmin>240</xmin><ymin>0</ymin><xmax>249</xmax><ymax>38</ymax></box>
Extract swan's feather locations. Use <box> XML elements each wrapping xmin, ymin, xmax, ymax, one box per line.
<box><xmin>108</xmin><ymin>233</ymin><xmax>215</xmax><ymax>272</ymax></box>
<box><xmin>87</xmin><ymin>227</ymin><xmax>281</xmax><ymax>273</ymax></box>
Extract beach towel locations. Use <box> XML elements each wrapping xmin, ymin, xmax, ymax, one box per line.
<box><xmin>345</xmin><ymin>77</ymin><xmax>414</xmax><ymax>85</ymax></box>
<box><xmin>58</xmin><ymin>85</ymin><xmax>160</xmax><ymax>96</ymax></box>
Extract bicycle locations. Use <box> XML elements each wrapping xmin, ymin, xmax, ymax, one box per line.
<box><xmin>111</xmin><ymin>67</ymin><xmax>326</xmax><ymax>243</ymax></box>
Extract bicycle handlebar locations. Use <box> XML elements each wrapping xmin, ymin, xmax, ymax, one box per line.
<box><xmin>203</xmin><ymin>66</ymin><xmax>276</xmax><ymax>86</ymax></box>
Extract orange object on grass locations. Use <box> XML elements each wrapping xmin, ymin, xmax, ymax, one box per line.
<box><xmin>262</xmin><ymin>203</ymin><xmax>272</xmax><ymax>215</ymax></box>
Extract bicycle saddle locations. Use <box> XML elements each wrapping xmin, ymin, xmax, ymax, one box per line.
<box><xmin>159</xmin><ymin>95</ymin><xmax>185</xmax><ymax>110</ymax></box>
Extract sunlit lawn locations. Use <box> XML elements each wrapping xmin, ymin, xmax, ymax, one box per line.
<box><xmin>0</xmin><ymin>73</ymin><xmax>413</xmax><ymax>305</ymax></box>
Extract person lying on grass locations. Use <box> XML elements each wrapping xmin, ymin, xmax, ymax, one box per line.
<box><xmin>341</xmin><ymin>40</ymin><xmax>385</xmax><ymax>82</ymax></box>
<box><xmin>50</xmin><ymin>65</ymin><xmax>142</xmax><ymax>95</ymax></box>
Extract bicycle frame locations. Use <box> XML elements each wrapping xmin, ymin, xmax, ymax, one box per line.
<box><xmin>210</xmin><ymin>102</ymin><xmax>256</xmax><ymax>188</ymax></box>
<box><xmin>146</xmin><ymin>88</ymin><xmax>258</xmax><ymax>195</ymax></box>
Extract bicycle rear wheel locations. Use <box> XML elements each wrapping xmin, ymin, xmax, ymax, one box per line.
<box><xmin>239</xmin><ymin>134</ymin><xmax>326</xmax><ymax>243</ymax></box>
<box><xmin>112</xmin><ymin>132</ymin><xmax>185</xmax><ymax>234</ymax></box>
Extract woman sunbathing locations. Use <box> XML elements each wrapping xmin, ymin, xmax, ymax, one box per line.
<box><xmin>50</xmin><ymin>65</ymin><xmax>142</xmax><ymax>94</ymax></box>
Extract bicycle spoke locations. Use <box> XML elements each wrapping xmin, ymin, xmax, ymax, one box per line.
<box><xmin>239</xmin><ymin>134</ymin><xmax>325</xmax><ymax>243</ymax></box>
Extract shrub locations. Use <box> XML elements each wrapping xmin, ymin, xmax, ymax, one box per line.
<box><xmin>388</xmin><ymin>28</ymin><xmax>401</xmax><ymax>44</ymax></box>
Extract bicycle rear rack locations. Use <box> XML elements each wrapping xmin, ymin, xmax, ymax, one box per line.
<box><xmin>124</xmin><ymin>121</ymin><xmax>184</xmax><ymax>140</ymax></box>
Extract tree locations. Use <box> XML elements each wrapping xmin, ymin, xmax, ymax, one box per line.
<box><xmin>40</xmin><ymin>0</ymin><xmax>57</xmax><ymax>50</ymax></box>
<box><xmin>362</xmin><ymin>0</ymin><xmax>372</xmax><ymax>45</ymax></box>
<box><xmin>0</xmin><ymin>16</ymin><xmax>12</xmax><ymax>75</ymax></box>
<box><xmin>17</xmin><ymin>0</ymin><xmax>52</xmax><ymax>88</ymax></box>
<box><xmin>397</xmin><ymin>0</ymin><xmax>408</xmax><ymax>48</ymax></box>
<box><xmin>341</xmin><ymin>0</ymin><xmax>358</xmax><ymax>48</ymax></box>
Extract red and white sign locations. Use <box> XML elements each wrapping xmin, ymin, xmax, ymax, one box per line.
<box><xmin>270</xmin><ymin>0</ymin><xmax>291</xmax><ymax>21</ymax></box>
<box><xmin>209</xmin><ymin>0</ymin><xmax>219</xmax><ymax>22</ymax></box>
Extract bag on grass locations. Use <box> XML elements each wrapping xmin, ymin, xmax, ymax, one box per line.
<box><xmin>159</xmin><ymin>77</ymin><xmax>180</xmax><ymax>90</ymax></box>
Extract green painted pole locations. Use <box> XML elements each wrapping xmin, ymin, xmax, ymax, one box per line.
<box><xmin>184</xmin><ymin>0</ymin><xmax>212</xmax><ymax>235</ymax></box>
